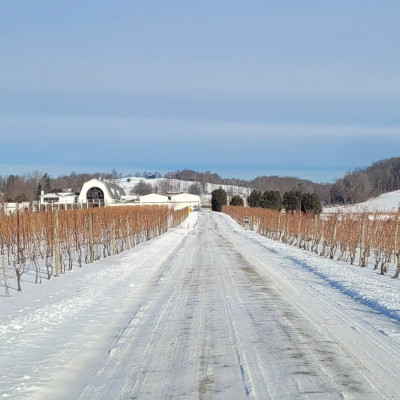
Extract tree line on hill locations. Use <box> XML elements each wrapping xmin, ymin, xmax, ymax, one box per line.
<box><xmin>330</xmin><ymin>157</ymin><xmax>400</xmax><ymax>204</ymax></box>
<box><xmin>1</xmin><ymin>157</ymin><xmax>399</xmax><ymax>205</ymax></box>
<box><xmin>168</xmin><ymin>158</ymin><xmax>400</xmax><ymax>205</ymax></box>
<box><xmin>165</xmin><ymin>169</ymin><xmax>328</xmax><ymax>200</ymax></box>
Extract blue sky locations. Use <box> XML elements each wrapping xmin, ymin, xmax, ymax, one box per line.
<box><xmin>1</xmin><ymin>0</ymin><xmax>399</xmax><ymax>183</ymax></box>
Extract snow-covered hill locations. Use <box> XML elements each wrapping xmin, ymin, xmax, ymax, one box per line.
<box><xmin>324</xmin><ymin>190</ymin><xmax>400</xmax><ymax>213</ymax></box>
<box><xmin>115</xmin><ymin>177</ymin><xmax>252</xmax><ymax>207</ymax></box>
<box><xmin>116</xmin><ymin>177</ymin><xmax>250</xmax><ymax>195</ymax></box>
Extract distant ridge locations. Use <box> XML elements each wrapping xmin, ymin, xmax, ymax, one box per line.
<box><xmin>1</xmin><ymin>157</ymin><xmax>399</xmax><ymax>206</ymax></box>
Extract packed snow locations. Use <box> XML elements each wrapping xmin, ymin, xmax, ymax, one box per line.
<box><xmin>1</xmin><ymin>211</ymin><xmax>400</xmax><ymax>399</ymax></box>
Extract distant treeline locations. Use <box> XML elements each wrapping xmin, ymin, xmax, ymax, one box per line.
<box><xmin>330</xmin><ymin>158</ymin><xmax>400</xmax><ymax>204</ymax></box>
<box><xmin>1</xmin><ymin>157</ymin><xmax>399</xmax><ymax>205</ymax></box>
<box><xmin>166</xmin><ymin>169</ymin><xmax>330</xmax><ymax>202</ymax></box>
<box><xmin>166</xmin><ymin>158</ymin><xmax>400</xmax><ymax>205</ymax></box>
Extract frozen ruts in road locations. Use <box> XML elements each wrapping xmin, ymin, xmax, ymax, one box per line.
<box><xmin>1</xmin><ymin>211</ymin><xmax>400</xmax><ymax>399</ymax></box>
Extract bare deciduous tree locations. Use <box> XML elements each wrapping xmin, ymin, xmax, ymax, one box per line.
<box><xmin>131</xmin><ymin>180</ymin><xmax>153</xmax><ymax>196</ymax></box>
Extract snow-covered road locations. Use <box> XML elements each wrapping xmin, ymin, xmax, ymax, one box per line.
<box><xmin>1</xmin><ymin>212</ymin><xmax>400</xmax><ymax>399</ymax></box>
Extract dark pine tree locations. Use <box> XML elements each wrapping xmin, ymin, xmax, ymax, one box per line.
<box><xmin>263</xmin><ymin>190</ymin><xmax>283</xmax><ymax>211</ymax></box>
<box><xmin>283</xmin><ymin>190</ymin><xmax>301</xmax><ymax>213</ymax></box>
<box><xmin>301</xmin><ymin>193</ymin><xmax>322</xmax><ymax>215</ymax></box>
<box><xmin>211</xmin><ymin>187</ymin><xmax>227</xmax><ymax>212</ymax></box>
<box><xmin>247</xmin><ymin>189</ymin><xmax>263</xmax><ymax>208</ymax></box>
<box><xmin>36</xmin><ymin>183</ymin><xmax>43</xmax><ymax>200</ymax></box>
<box><xmin>41</xmin><ymin>173</ymin><xmax>52</xmax><ymax>194</ymax></box>
<box><xmin>230</xmin><ymin>195</ymin><xmax>244</xmax><ymax>206</ymax></box>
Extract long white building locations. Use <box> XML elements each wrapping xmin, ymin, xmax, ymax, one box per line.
<box><xmin>167</xmin><ymin>193</ymin><xmax>201</xmax><ymax>211</ymax></box>
<box><xmin>78</xmin><ymin>178</ymin><xmax>200</xmax><ymax>210</ymax></box>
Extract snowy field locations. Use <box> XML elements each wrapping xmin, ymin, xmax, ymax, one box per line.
<box><xmin>115</xmin><ymin>176</ymin><xmax>251</xmax><ymax>197</ymax></box>
<box><xmin>324</xmin><ymin>190</ymin><xmax>400</xmax><ymax>213</ymax></box>
<box><xmin>1</xmin><ymin>211</ymin><xmax>400</xmax><ymax>399</ymax></box>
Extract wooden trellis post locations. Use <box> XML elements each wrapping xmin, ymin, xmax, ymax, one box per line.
<box><xmin>312</xmin><ymin>214</ymin><xmax>319</xmax><ymax>252</ymax></box>
<box><xmin>88</xmin><ymin>212</ymin><xmax>94</xmax><ymax>263</ymax></box>
<box><xmin>284</xmin><ymin>215</ymin><xmax>290</xmax><ymax>243</ymax></box>
<box><xmin>277</xmin><ymin>213</ymin><xmax>281</xmax><ymax>240</ymax></box>
<box><xmin>393</xmin><ymin>218</ymin><xmax>400</xmax><ymax>278</ymax></box>
<box><xmin>54</xmin><ymin>210</ymin><xmax>61</xmax><ymax>277</ymax></box>
<box><xmin>126</xmin><ymin>217</ymin><xmax>131</xmax><ymax>250</ymax></box>
<box><xmin>359</xmin><ymin>213</ymin><xmax>367</xmax><ymax>267</ymax></box>
<box><xmin>297</xmin><ymin>213</ymin><xmax>302</xmax><ymax>247</ymax></box>
<box><xmin>329</xmin><ymin>214</ymin><xmax>338</xmax><ymax>259</ymax></box>
<box><xmin>1</xmin><ymin>244</ymin><xmax>8</xmax><ymax>296</ymax></box>
<box><xmin>111</xmin><ymin>219</ymin><xmax>116</xmax><ymax>256</ymax></box>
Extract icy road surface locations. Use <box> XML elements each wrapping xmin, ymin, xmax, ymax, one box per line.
<box><xmin>1</xmin><ymin>211</ymin><xmax>400</xmax><ymax>399</ymax></box>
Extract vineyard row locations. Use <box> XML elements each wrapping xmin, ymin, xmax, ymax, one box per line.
<box><xmin>223</xmin><ymin>206</ymin><xmax>400</xmax><ymax>279</ymax></box>
<box><xmin>0</xmin><ymin>206</ymin><xmax>189</xmax><ymax>293</ymax></box>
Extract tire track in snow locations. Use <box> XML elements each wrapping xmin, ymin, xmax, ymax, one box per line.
<box><xmin>79</xmin><ymin>212</ymin><xmax>393</xmax><ymax>399</ymax></box>
<box><xmin>215</xmin><ymin>212</ymin><xmax>400</xmax><ymax>399</ymax></box>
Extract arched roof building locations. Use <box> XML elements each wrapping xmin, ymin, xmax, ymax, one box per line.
<box><xmin>78</xmin><ymin>178</ymin><xmax>127</xmax><ymax>205</ymax></box>
<box><xmin>77</xmin><ymin>178</ymin><xmax>200</xmax><ymax>210</ymax></box>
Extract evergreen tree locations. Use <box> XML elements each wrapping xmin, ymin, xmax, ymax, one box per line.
<box><xmin>283</xmin><ymin>190</ymin><xmax>301</xmax><ymax>213</ymax></box>
<box><xmin>263</xmin><ymin>190</ymin><xmax>283</xmax><ymax>211</ymax></box>
<box><xmin>247</xmin><ymin>189</ymin><xmax>263</xmax><ymax>208</ymax></box>
<box><xmin>301</xmin><ymin>193</ymin><xmax>322</xmax><ymax>215</ymax></box>
<box><xmin>211</xmin><ymin>187</ymin><xmax>227</xmax><ymax>211</ymax></box>
<box><xmin>36</xmin><ymin>183</ymin><xmax>42</xmax><ymax>200</ymax></box>
<box><xmin>41</xmin><ymin>173</ymin><xmax>52</xmax><ymax>193</ymax></box>
<box><xmin>230</xmin><ymin>195</ymin><xmax>244</xmax><ymax>206</ymax></box>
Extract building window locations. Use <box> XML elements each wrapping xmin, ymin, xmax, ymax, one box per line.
<box><xmin>87</xmin><ymin>187</ymin><xmax>105</xmax><ymax>203</ymax></box>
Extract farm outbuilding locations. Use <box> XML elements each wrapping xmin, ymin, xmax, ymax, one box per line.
<box><xmin>40</xmin><ymin>191</ymin><xmax>77</xmax><ymax>206</ymax></box>
<box><xmin>139</xmin><ymin>193</ymin><xmax>170</xmax><ymax>206</ymax></box>
<box><xmin>168</xmin><ymin>193</ymin><xmax>201</xmax><ymax>211</ymax></box>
